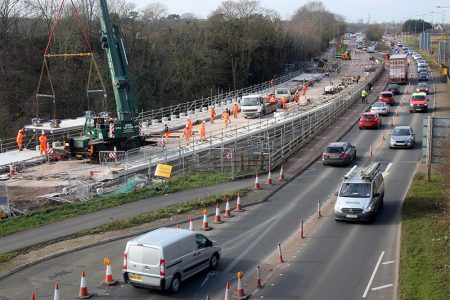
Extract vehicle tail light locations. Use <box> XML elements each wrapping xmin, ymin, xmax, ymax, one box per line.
<box><xmin>160</xmin><ymin>259</ymin><xmax>166</xmax><ymax>276</ymax></box>
<box><xmin>123</xmin><ymin>252</ymin><xmax>127</xmax><ymax>270</ymax></box>
<box><xmin>322</xmin><ymin>153</ymin><xmax>328</xmax><ymax>158</ymax></box>
<box><xmin>341</xmin><ymin>153</ymin><xmax>348</xmax><ymax>158</ymax></box>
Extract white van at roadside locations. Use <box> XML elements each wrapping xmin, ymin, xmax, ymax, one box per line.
<box><xmin>123</xmin><ymin>228</ymin><xmax>221</xmax><ymax>293</ymax></box>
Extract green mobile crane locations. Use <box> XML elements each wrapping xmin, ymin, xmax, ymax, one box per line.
<box><xmin>66</xmin><ymin>0</ymin><xmax>144</xmax><ymax>161</ymax></box>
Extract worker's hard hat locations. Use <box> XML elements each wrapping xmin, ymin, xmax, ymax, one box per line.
<box><xmin>202</xmin><ymin>120</ymin><xmax>205</xmax><ymax>123</ymax></box>
<box><xmin>41</xmin><ymin>130</ymin><xmax>45</xmax><ymax>134</ymax></box>
<box><xmin>185</xmin><ymin>125</ymin><xmax>189</xmax><ymax>128</ymax></box>
<box><xmin>19</xmin><ymin>129</ymin><xmax>23</xmax><ymax>132</ymax></box>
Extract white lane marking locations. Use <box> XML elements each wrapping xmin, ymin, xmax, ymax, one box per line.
<box><xmin>382</xmin><ymin>163</ymin><xmax>393</xmax><ymax>177</ymax></box>
<box><xmin>223</xmin><ymin>218</ymin><xmax>280</xmax><ymax>274</ymax></box>
<box><xmin>382</xmin><ymin>261</ymin><xmax>395</xmax><ymax>265</ymax></box>
<box><xmin>371</xmin><ymin>284</ymin><xmax>394</xmax><ymax>291</ymax></box>
<box><xmin>363</xmin><ymin>251</ymin><xmax>385</xmax><ymax>298</ymax></box>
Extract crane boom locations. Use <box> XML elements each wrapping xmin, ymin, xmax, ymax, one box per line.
<box><xmin>98</xmin><ymin>0</ymin><xmax>137</xmax><ymax>121</ymax></box>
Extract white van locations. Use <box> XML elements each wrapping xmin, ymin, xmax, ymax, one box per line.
<box><xmin>334</xmin><ymin>162</ymin><xmax>384</xmax><ymax>222</ymax></box>
<box><xmin>123</xmin><ymin>228</ymin><xmax>221</xmax><ymax>293</ymax></box>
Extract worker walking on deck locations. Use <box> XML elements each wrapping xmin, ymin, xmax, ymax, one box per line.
<box><xmin>232</xmin><ymin>102</ymin><xmax>239</xmax><ymax>119</ymax></box>
<box><xmin>302</xmin><ymin>83</ymin><xmax>307</xmax><ymax>95</ymax></box>
<box><xmin>199</xmin><ymin>120</ymin><xmax>207</xmax><ymax>141</ymax></box>
<box><xmin>38</xmin><ymin>131</ymin><xmax>48</xmax><ymax>155</ymax></box>
<box><xmin>16</xmin><ymin>129</ymin><xmax>26</xmax><ymax>151</ymax></box>
<box><xmin>210</xmin><ymin>106</ymin><xmax>215</xmax><ymax>124</ymax></box>
<box><xmin>222</xmin><ymin>110</ymin><xmax>230</xmax><ymax>128</ymax></box>
<box><xmin>183</xmin><ymin>125</ymin><xmax>192</xmax><ymax>146</ymax></box>
<box><xmin>293</xmin><ymin>90</ymin><xmax>300</xmax><ymax>103</ymax></box>
<box><xmin>186</xmin><ymin>118</ymin><xmax>193</xmax><ymax>131</ymax></box>
<box><xmin>162</xmin><ymin>124</ymin><xmax>170</xmax><ymax>144</ymax></box>
<box><xmin>282</xmin><ymin>96</ymin><xmax>287</xmax><ymax>110</ymax></box>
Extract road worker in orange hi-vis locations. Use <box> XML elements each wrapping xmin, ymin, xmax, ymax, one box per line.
<box><xmin>232</xmin><ymin>102</ymin><xmax>239</xmax><ymax>119</ymax></box>
<box><xmin>162</xmin><ymin>124</ymin><xmax>170</xmax><ymax>144</ymax></box>
<box><xmin>210</xmin><ymin>106</ymin><xmax>216</xmax><ymax>124</ymax></box>
<box><xmin>199</xmin><ymin>120</ymin><xmax>207</xmax><ymax>141</ymax></box>
<box><xmin>186</xmin><ymin>118</ymin><xmax>193</xmax><ymax>131</ymax></box>
<box><xmin>16</xmin><ymin>128</ymin><xmax>26</xmax><ymax>151</ymax></box>
<box><xmin>183</xmin><ymin>125</ymin><xmax>192</xmax><ymax>146</ymax></box>
<box><xmin>302</xmin><ymin>83</ymin><xmax>307</xmax><ymax>95</ymax></box>
<box><xmin>282</xmin><ymin>96</ymin><xmax>287</xmax><ymax>110</ymax></box>
<box><xmin>39</xmin><ymin>130</ymin><xmax>48</xmax><ymax>155</ymax></box>
<box><xmin>294</xmin><ymin>90</ymin><xmax>300</xmax><ymax>103</ymax></box>
<box><xmin>269</xmin><ymin>94</ymin><xmax>276</xmax><ymax>103</ymax></box>
<box><xmin>222</xmin><ymin>110</ymin><xmax>230</xmax><ymax>128</ymax></box>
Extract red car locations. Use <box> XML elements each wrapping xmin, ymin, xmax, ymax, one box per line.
<box><xmin>359</xmin><ymin>112</ymin><xmax>382</xmax><ymax>129</ymax></box>
<box><xmin>378</xmin><ymin>91</ymin><xmax>395</xmax><ymax>105</ymax></box>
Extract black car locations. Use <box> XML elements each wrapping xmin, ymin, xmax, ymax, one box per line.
<box><xmin>418</xmin><ymin>72</ymin><xmax>429</xmax><ymax>81</ymax></box>
<box><xmin>322</xmin><ymin>142</ymin><xmax>356</xmax><ymax>166</ymax></box>
<box><xmin>387</xmin><ymin>83</ymin><xmax>400</xmax><ymax>95</ymax></box>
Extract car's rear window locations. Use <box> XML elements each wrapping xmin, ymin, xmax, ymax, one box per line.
<box><xmin>326</xmin><ymin>147</ymin><xmax>343</xmax><ymax>153</ymax></box>
<box><xmin>372</xmin><ymin>102</ymin><xmax>384</xmax><ymax>107</ymax></box>
<box><xmin>363</xmin><ymin>115</ymin><xmax>376</xmax><ymax>119</ymax></box>
<box><xmin>381</xmin><ymin>93</ymin><xmax>392</xmax><ymax>98</ymax></box>
<box><xmin>412</xmin><ymin>95</ymin><xmax>426</xmax><ymax>100</ymax></box>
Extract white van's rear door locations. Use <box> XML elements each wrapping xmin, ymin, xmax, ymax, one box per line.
<box><xmin>127</xmin><ymin>245</ymin><xmax>161</xmax><ymax>287</ymax></box>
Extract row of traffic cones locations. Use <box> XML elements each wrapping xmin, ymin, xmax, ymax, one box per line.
<box><xmin>184</xmin><ymin>194</ymin><xmax>245</xmax><ymax>231</ymax></box>
<box><xmin>30</xmin><ymin>262</ymin><xmax>118</xmax><ymax>299</ymax></box>
<box><xmin>254</xmin><ymin>165</ymin><xmax>285</xmax><ymax>190</ymax></box>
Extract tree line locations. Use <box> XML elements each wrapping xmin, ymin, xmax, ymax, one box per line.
<box><xmin>0</xmin><ymin>0</ymin><xmax>346</xmax><ymax>137</ymax></box>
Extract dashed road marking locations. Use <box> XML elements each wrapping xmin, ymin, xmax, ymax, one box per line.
<box><xmin>382</xmin><ymin>260</ymin><xmax>395</xmax><ymax>265</ymax></box>
<box><xmin>363</xmin><ymin>251</ymin><xmax>385</xmax><ymax>298</ymax></box>
<box><xmin>371</xmin><ymin>283</ymin><xmax>394</xmax><ymax>291</ymax></box>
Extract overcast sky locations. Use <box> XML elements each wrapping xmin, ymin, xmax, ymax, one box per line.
<box><xmin>131</xmin><ymin>0</ymin><xmax>448</xmax><ymax>24</ymax></box>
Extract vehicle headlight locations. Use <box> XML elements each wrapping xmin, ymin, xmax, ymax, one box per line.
<box><xmin>363</xmin><ymin>204</ymin><xmax>375</xmax><ymax>213</ymax></box>
<box><xmin>257</xmin><ymin>107</ymin><xmax>262</xmax><ymax>112</ymax></box>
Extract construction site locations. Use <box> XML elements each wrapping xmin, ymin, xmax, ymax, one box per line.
<box><xmin>0</xmin><ymin>0</ymin><xmax>382</xmax><ymax>220</ymax></box>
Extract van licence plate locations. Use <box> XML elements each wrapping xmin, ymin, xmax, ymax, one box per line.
<box><xmin>129</xmin><ymin>274</ymin><xmax>142</xmax><ymax>281</ymax></box>
<box><xmin>346</xmin><ymin>214</ymin><xmax>357</xmax><ymax>219</ymax></box>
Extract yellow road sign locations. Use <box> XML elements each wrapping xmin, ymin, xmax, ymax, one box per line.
<box><xmin>155</xmin><ymin>164</ymin><xmax>173</xmax><ymax>178</ymax></box>
<box><xmin>103</xmin><ymin>257</ymin><xmax>110</xmax><ymax>266</ymax></box>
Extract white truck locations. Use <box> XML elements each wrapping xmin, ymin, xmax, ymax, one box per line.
<box><xmin>240</xmin><ymin>94</ymin><xmax>278</xmax><ymax>118</ymax></box>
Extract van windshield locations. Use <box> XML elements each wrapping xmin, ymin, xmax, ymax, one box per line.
<box><xmin>339</xmin><ymin>183</ymin><xmax>371</xmax><ymax>198</ymax></box>
<box><xmin>241</xmin><ymin>97</ymin><xmax>261</xmax><ymax>106</ymax></box>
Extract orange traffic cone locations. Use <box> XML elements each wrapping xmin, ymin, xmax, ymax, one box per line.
<box><xmin>102</xmin><ymin>261</ymin><xmax>119</xmax><ymax>286</ymax></box>
<box><xmin>53</xmin><ymin>283</ymin><xmax>61</xmax><ymax>300</ymax></box>
<box><xmin>224</xmin><ymin>282</ymin><xmax>230</xmax><ymax>300</ymax></box>
<box><xmin>189</xmin><ymin>216</ymin><xmax>194</xmax><ymax>231</ymax></box>
<box><xmin>9</xmin><ymin>162</ymin><xmax>15</xmax><ymax>175</ymax></box>
<box><xmin>235</xmin><ymin>193</ymin><xmax>244</xmax><ymax>212</ymax></box>
<box><xmin>278</xmin><ymin>165</ymin><xmax>285</xmax><ymax>181</ymax></box>
<box><xmin>254</xmin><ymin>173</ymin><xmax>261</xmax><ymax>190</ymax></box>
<box><xmin>77</xmin><ymin>270</ymin><xmax>93</xmax><ymax>299</ymax></box>
<box><xmin>214</xmin><ymin>203</ymin><xmax>224</xmax><ymax>224</ymax></box>
<box><xmin>235</xmin><ymin>272</ymin><xmax>249</xmax><ymax>299</ymax></box>
<box><xmin>267</xmin><ymin>169</ymin><xmax>273</xmax><ymax>185</ymax></box>
<box><xmin>31</xmin><ymin>292</ymin><xmax>36</xmax><ymax>300</ymax></box>
<box><xmin>224</xmin><ymin>198</ymin><xmax>233</xmax><ymax>218</ymax></box>
<box><xmin>202</xmin><ymin>212</ymin><xmax>212</xmax><ymax>231</ymax></box>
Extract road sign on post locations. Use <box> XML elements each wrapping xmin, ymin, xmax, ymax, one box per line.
<box><xmin>155</xmin><ymin>163</ymin><xmax>172</xmax><ymax>178</ymax></box>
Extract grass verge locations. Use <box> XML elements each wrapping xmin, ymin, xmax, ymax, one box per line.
<box><xmin>399</xmin><ymin>172</ymin><xmax>450</xmax><ymax>300</ymax></box>
<box><xmin>0</xmin><ymin>172</ymin><xmax>232</xmax><ymax>238</ymax></box>
<box><xmin>0</xmin><ymin>188</ymin><xmax>250</xmax><ymax>264</ymax></box>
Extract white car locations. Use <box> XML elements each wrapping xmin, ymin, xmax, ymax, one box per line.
<box><xmin>418</xmin><ymin>62</ymin><xmax>428</xmax><ymax>68</ymax></box>
<box><xmin>413</xmin><ymin>55</ymin><xmax>422</xmax><ymax>60</ymax></box>
<box><xmin>371</xmin><ymin>101</ymin><xmax>390</xmax><ymax>116</ymax></box>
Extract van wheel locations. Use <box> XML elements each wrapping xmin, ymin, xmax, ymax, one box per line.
<box><xmin>169</xmin><ymin>275</ymin><xmax>181</xmax><ymax>293</ymax></box>
<box><xmin>209</xmin><ymin>254</ymin><xmax>219</xmax><ymax>269</ymax></box>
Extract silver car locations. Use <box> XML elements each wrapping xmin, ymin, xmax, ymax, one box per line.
<box><xmin>371</xmin><ymin>101</ymin><xmax>390</xmax><ymax>116</ymax></box>
<box><xmin>389</xmin><ymin>125</ymin><xmax>415</xmax><ymax>149</ymax></box>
